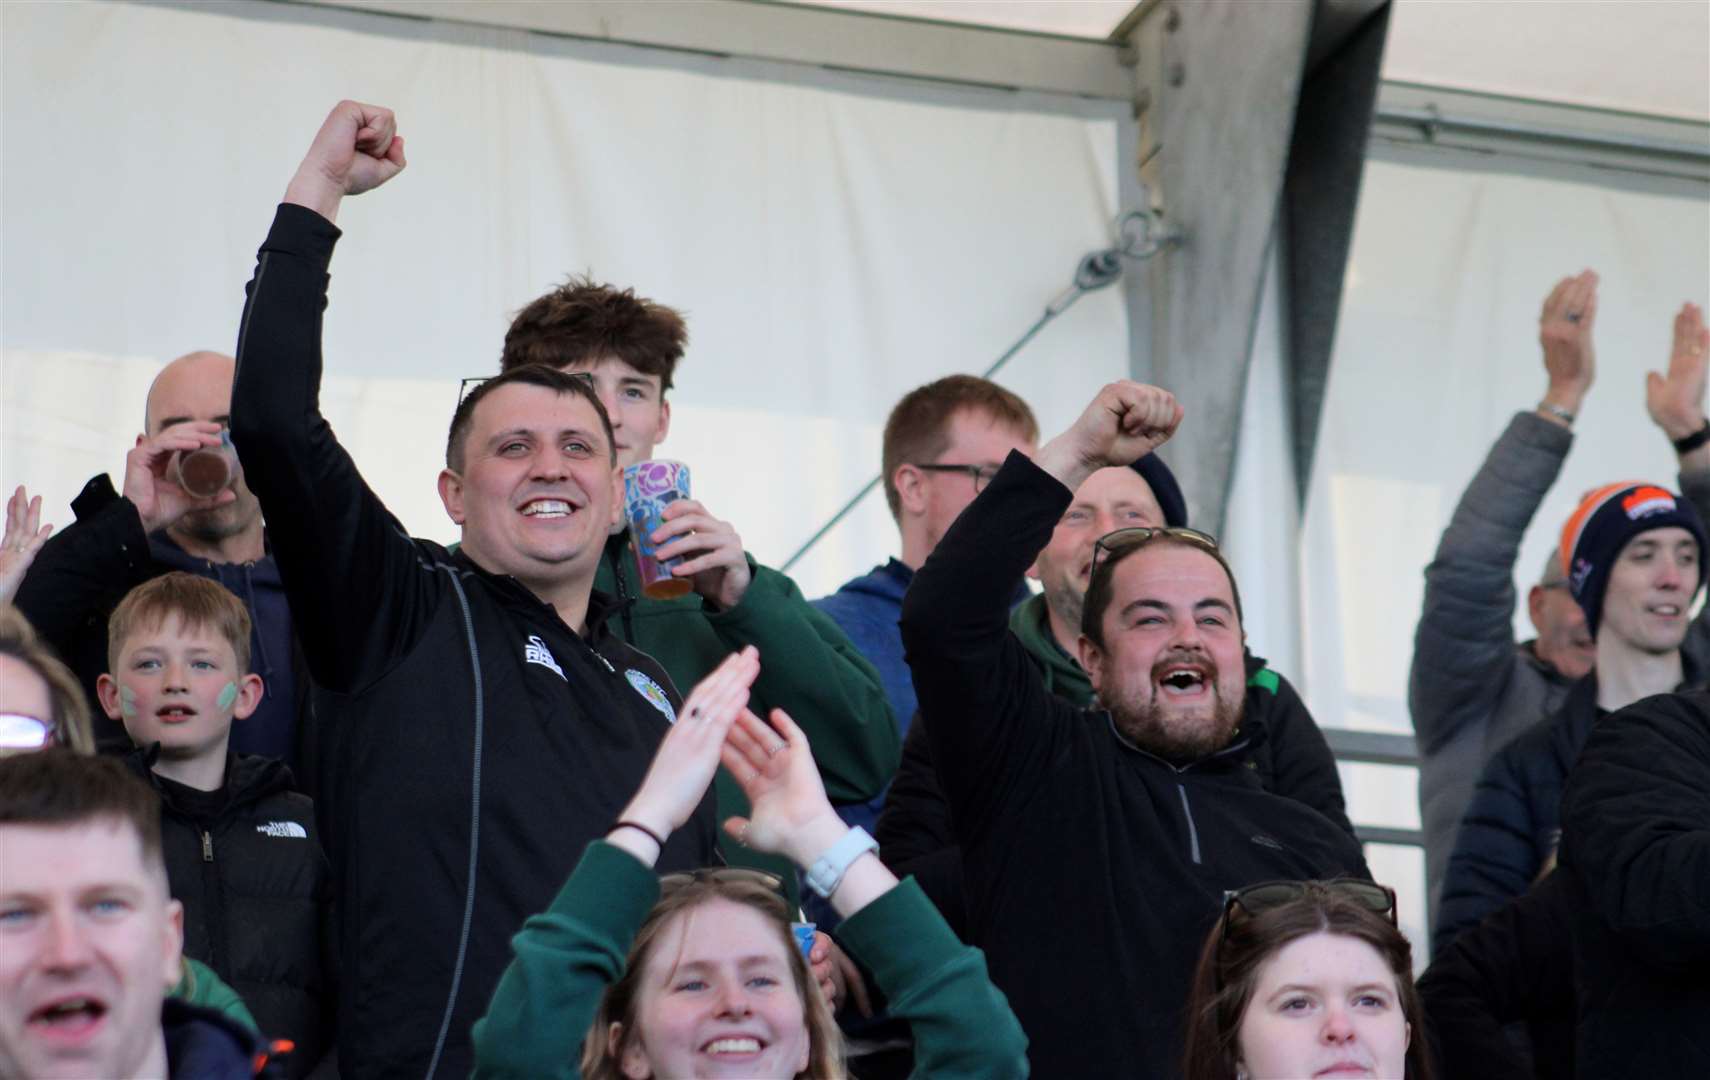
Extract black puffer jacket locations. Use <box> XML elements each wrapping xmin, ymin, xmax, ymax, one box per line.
<box><xmin>128</xmin><ymin>750</ymin><xmax>335</xmax><ymax>1079</ymax></box>
<box><xmin>1559</xmin><ymin>687</ymin><xmax>1710</xmax><ymax>1075</ymax></box>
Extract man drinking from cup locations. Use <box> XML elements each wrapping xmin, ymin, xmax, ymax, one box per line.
<box><xmin>500</xmin><ymin>280</ymin><xmax>899</xmax><ymax>897</ymax></box>
<box><xmin>12</xmin><ymin>352</ymin><xmax>304</xmax><ymax>773</ymax></box>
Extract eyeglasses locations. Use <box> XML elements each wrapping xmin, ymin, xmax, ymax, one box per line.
<box><xmin>1089</xmin><ymin>525</ymin><xmax>1221</xmax><ymax>578</ymax></box>
<box><xmin>1215</xmin><ymin>878</ymin><xmax>1398</xmax><ymax>989</ymax></box>
<box><xmin>457</xmin><ymin>370</ymin><xmax>596</xmax><ymax>408</ymax></box>
<box><xmin>0</xmin><ymin>713</ymin><xmax>54</xmax><ymax>751</ymax></box>
<box><xmin>912</xmin><ymin>462</ymin><xmax>1002</xmax><ymax>492</ymax></box>
<box><xmin>660</xmin><ymin>866</ymin><xmax>787</xmax><ymax>896</ymax></box>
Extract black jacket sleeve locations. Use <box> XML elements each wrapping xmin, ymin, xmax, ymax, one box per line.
<box><xmin>899</xmin><ymin>451</ymin><xmax>1077</xmax><ymax>846</ymax></box>
<box><xmin>1560</xmin><ymin>690</ymin><xmax>1710</xmax><ymax>970</ymax></box>
<box><xmin>876</xmin><ymin>713</ymin><xmax>968</xmax><ymax>938</ymax></box>
<box><xmin>229</xmin><ymin>204</ymin><xmax>442</xmax><ymax>693</ymax></box>
<box><xmin>1253</xmin><ymin>670</ymin><xmax>1354</xmax><ymax>837</ymax></box>
<box><xmin>1417</xmin><ymin>871</ymin><xmax>1576</xmax><ymax>1080</ymax></box>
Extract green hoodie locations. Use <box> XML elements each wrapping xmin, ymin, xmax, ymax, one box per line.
<box><xmin>598</xmin><ymin>530</ymin><xmax>898</xmax><ymax>894</ymax></box>
<box><xmin>172</xmin><ymin>956</ymin><xmax>258</xmax><ymax>1033</ymax></box>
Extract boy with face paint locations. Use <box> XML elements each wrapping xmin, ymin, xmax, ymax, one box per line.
<box><xmin>96</xmin><ymin>573</ymin><xmax>336</xmax><ymax>1079</ymax></box>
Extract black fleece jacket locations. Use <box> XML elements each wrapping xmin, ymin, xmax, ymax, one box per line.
<box><xmin>128</xmin><ymin>750</ymin><xmax>335</xmax><ymax>1079</ymax></box>
<box><xmin>230</xmin><ymin>203</ymin><xmax>718</xmax><ymax>1080</ymax></box>
<box><xmin>877</xmin><ymin>650</ymin><xmax>1354</xmax><ymax>940</ymax></box>
<box><xmin>899</xmin><ymin>451</ymin><xmax>1369</xmax><ymax>1079</ymax></box>
<box><xmin>1559</xmin><ymin>687</ymin><xmax>1710</xmax><ymax>1075</ymax></box>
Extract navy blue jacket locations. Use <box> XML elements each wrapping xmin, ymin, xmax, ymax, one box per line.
<box><xmin>1434</xmin><ymin>675</ymin><xmax>1600</xmax><ymax>952</ymax></box>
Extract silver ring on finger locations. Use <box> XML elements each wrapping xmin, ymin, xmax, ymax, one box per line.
<box><xmin>1565</xmin><ymin>312</ymin><xmax>1583</xmax><ymax>323</ymax></box>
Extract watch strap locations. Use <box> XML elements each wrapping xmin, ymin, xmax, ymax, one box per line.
<box><xmin>805</xmin><ymin>826</ymin><xmax>879</xmax><ymax>899</ymax></box>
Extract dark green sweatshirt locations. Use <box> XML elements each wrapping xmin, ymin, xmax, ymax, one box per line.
<box><xmin>598</xmin><ymin>531</ymin><xmax>899</xmax><ymax>890</ymax></box>
<box><xmin>471</xmin><ymin>841</ymin><xmax>1028</xmax><ymax>1079</ymax></box>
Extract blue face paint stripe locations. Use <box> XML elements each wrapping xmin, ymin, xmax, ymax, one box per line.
<box><xmin>119</xmin><ymin>685</ymin><xmax>139</xmax><ymax>718</ymax></box>
<box><xmin>217</xmin><ymin>682</ymin><xmax>239</xmax><ymax>711</ymax></box>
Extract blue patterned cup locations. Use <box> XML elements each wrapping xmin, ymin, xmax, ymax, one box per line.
<box><xmin>623</xmin><ymin>460</ymin><xmax>693</xmax><ymax>599</ymax></box>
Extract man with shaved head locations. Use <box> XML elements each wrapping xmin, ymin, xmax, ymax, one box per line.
<box><xmin>14</xmin><ymin>350</ymin><xmax>303</xmax><ymax>771</ymax></box>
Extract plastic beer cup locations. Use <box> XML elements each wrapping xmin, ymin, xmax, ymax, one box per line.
<box><xmin>623</xmin><ymin>460</ymin><xmax>694</xmax><ymax>600</ymax></box>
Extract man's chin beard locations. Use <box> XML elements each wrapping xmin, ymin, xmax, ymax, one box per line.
<box><xmin>176</xmin><ymin>504</ymin><xmax>254</xmax><ymax>544</ymax></box>
<box><xmin>1109</xmin><ymin>690</ymin><xmax>1242</xmax><ymax>762</ymax></box>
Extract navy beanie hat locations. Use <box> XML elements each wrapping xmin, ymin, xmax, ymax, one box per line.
<box><xmin>1132</xmin><ymin>453</ymin><xmax>1188</xmax><ymax>528</ymax></box>
<box><xmin>1559</xmin><ymin>481</ymin><xmax>1708</xmax><ymax>636</ymax></box>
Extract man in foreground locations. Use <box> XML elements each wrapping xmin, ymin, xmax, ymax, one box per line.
<box><xmin>0</xmin><ymin>749</ymin><xmax>279</xmax><ymax>1079</ymax></box>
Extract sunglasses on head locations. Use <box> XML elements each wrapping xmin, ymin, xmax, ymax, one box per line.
<box><xmin>0</xmin><ymin>713</ymin><xmax>55</xmax><ymax>752</ymax></box>
<box><xmin>1214</xmin><ymin>878</ymin><xmax>1397</xmax><ymax>989</ymax></box>
<box><xmin>457</xmin><ymin>370</ymin><xmax>595</xmax><ymax>408</ymax></box>
<box><xmin>1089</xmin><ymin>525</ymin><xmax>1221</xmax><ymax>578</ymax></box>
<box><xmin>659</xmin><ymin>866</ymin><xmax>787</xmax><ymax>896</ymax></box>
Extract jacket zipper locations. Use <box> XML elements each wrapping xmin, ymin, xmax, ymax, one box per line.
<box><xmin>202</xmin><ymin>829</ymin><xmax>214</xmax><ymax>861</ymax></box>
<box><xmin>1176</xmin><ymin>785</ymin><xmax>1203</xmax><ymax>865</ymax></box>
<box><xmin>606</xmin><ymin>540</ymin><xmax>636</xmax><ymax>643</ymax></box>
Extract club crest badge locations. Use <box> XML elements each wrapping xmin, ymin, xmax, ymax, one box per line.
<box><xmin>625</xmin><ymin>669</ymin><xmax>677</xmax><ymax>724</ymax></box>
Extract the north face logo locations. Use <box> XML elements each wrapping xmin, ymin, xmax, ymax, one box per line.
<box><xmin>256</xmin><ymin>821</ymin><xmax>307</xmax><ymax>839</ymax></box>
<box><xmin>525</xmin><ymin>635</ymin><xmax>566</xmax><ymax>680</ymax></box>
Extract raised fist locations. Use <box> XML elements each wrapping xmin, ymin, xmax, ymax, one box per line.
<box><xmin>1062</xmin><ymin>380</ymin><xmax>1183</xmax><ymax>470</ymax></box>
<box><xmin>283</xmin><ymin>100</ymin><xmax>407</xmax><ymax>221</ymax></box>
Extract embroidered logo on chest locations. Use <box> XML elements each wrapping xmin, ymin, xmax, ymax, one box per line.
<box><xmin>525</xmin><ymin>635</ymin><xmax>566</xmax><ymax>681</ymax></box>
<box><xmin>256</xmin><ymin>821</ymin><xmax>308</xmax><ymax>839</ymax></box>
<box><xmin>625</xmin><ymin>669</ymin><xmax>677</xmax><ymax>724</ymax></box>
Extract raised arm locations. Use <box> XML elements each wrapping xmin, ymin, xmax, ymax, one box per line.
<box><xmin>900</xmin><ymin>381</ymin><xmax>1179</xmax><ymax>838</ymax></box>
<box><xmin>1408</xmin><ymin>271</ymin><xmax>1596</xmax><ymax>754</ymax></box>
<box><xmin>229</xmin><ymin>102</ymin><xmax>427</xmax><ymax>692</ymax></box>
<box><xmin>723</xmin><ymin>705</ymin><xmax>1027</xmax><ymax>1079</ymax></box>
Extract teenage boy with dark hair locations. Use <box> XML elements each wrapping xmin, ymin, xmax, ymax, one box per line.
<box><xmin>0</xmin><ymin>749</ymin><xmax>284</xmax><ymax>1080</ymax></box>
<box><xmin>500</xmin><ymin>277</ymin><xmax>899</xmax><ymax>892</ymax></box>
<box><xmin>230</xmin><ymin>101</ymin><xmax>719</xmax><ymax>1078</ymax></box>
<box><xmin>899</xmin><ymin>379</ymin><xmax>1367</xmax><ymax>1077</ymax></box>
<box><xmin>95</xmin><ymin>572</ymin><xmax>335</xmax><ymax>1078</ymax></box>
<box><xmin>1436</xmin><ymin>481</ymin><xmax>1707</xmax><ymax>950</ymax></box>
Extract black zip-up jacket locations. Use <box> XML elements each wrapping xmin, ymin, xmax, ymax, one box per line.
<box><xmin>127</xmin><ymin>750</ymin><xmax>335</xmax><ymax>1079</ymax></box>
<box><xmin>1417</xmin><ymin>870</ymin><xmax>1575</xmax><ymax>1080</ymax></box>
<box><xmin>899</xmin><ymin>451</ymin><xmax>1369</xmax><ymax>1079</ymax></box>
<box><xmin>877</xmin><ymin>650</ymin><xmax>1355</xmax><ymax>940</ymax></box>
<box><xmin>230</xmin><ymin>203</ymin><xmax>719</xmax><ymax>1080</ymax></box>
<box><xmin>1559</xmin><ymin>687</ymin><xmax>1710</xmax><ymax>1075</ymax></box>
<box><xmin>12</xmin><ymin>476</ymin><xmax>306</xmax><ymax>774</ymax></box>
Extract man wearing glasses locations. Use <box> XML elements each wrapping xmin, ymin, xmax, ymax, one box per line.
<box><xmin>813</xmin><ymin>376</ymin><xmax>1038</xmax><ymax>820</ymax></box>
<box><xmin>228</xmin><ymin>101</ymin><xmax>719</xmax><ymax>1079</ymax></box>
<box><xmin>899</xmin><ymin>379</ymin><xmax>1369</xmax><ymax>1078</ymax></box>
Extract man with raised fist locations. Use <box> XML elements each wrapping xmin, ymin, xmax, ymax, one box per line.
<box><xmin>228</xmin><ymin>101</ymin><xmax>718</xmax><ymax>1079</ymax></box>
<box><xmin>899</xmin><ymin>380</ymin><xmax>1369</xmax><ymax>1079</ymax></box>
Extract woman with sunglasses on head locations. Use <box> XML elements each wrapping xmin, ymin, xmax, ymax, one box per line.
<box><xmin>0</xmin><ymin>604</ymin><xmax>94</xmax><ymax>756</ymax></box>
<box><xmin>472</xmin><ymin>645</ymin><xmax>1027</xmax><ymax>1079</ymax></box>
<box><xmin>1181</xmin><ymin>879</ymin><xmax>1434</xmax><ymax>1080</ymax></box>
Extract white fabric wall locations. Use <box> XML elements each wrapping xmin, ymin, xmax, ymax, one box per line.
<box><xmin>0</xmin><ymin>0</ymin><xmax>1129</xmax><ymax>599</ymax></box>
<box><xmin>1297</xmin><ymin>152</ymin><xmax>1710</xmax><ymax>739</ymax></box>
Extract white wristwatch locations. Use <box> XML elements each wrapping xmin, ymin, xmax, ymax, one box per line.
<box><xmin>804</xmin><ymin>826</ymin><xmax>879</xmax><ymax>899</ymax></box>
